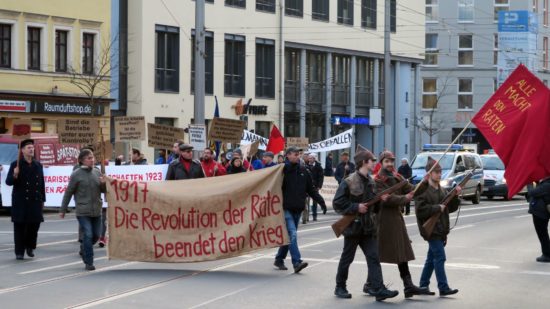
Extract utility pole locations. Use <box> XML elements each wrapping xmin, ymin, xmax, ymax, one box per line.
<box><xmin>194</xmin><ymin>0</ymin><xmax>205</xmax><ymax>159</ymax></box>
<box><xmin>384</xmin><ymin>0</ymin><xmax>393</xmax><ymax>151</ymax></box>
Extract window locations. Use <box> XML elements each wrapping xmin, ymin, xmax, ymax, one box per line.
<box><xmin>286</xmin><ymin>0</ymin><xmax>303</xmax><ymax>17</ymax></box>
<box><xmin>55</xmin><ymin>30</ymin><xmax>68</xmax><ymax>72</ymax></box>
<box><xmin>545</xmin><ymin>0</ymin><xmax>549</xmax><ymax>26</ymax></box>
<box><xmin>225</xmin><ymin>34</ymin><xmax>246</xmax><ymax>96</ymax></box>
<box><xmin>458</xmin><ymin>0</ymin><xmax>474</xmax><ymax>22</ymax></box>
<box><xmin>226</xmin><ymin>0</ymin><xmax>245</xmax><ymax>8</ymax></box>
<box><xmin>191</xmin><ymin>31</ymin><xmax>214</xmax><ymax>95</ymax></box>
<box><xmin>312</xmin><ymin>0</ymin><xmax>329</xmax><ymax>21</ymax></box>
<box><xmin>155</xmin><ymin>25</ymin><xmax>179</xmax><ymax>92</ymax></box>
<box><xmin>338</xmin><ymin>0</ymin><xmax>354</xmax><ymax>25</ymax></box>
<box><xmin>422</xmin><ymin>78</ymin><xmax>437</xmax><ymax>109</ymax></box>
<box><xmin>31</xmin><ymin>119</ymin><xmax>45</xmax><ymax>132</ymax></box>
<box><xmin>0</xmin><ymin>24</ymin><xmax>11</xmax><ymax>68</ymax></box>
<box><xmin>458</xmin><ymin>34</ymin><xmax>473</xmax><ymax>66</ymax></box>
<box><xmin>255</xmin><ymin>121</ymin><xmax>271</xmax><ymax>139</ymax></box>
<box><xmin>390</xmin><ymin>0</ymin><xmax>396</xmax><ymax>32</ymax></box>
<box><xmin>82</xmin><ymin>33</ymin><xmax>95</xmax><ymax>75</ymax></box>
<box><xmin>494</xmin><ymin>0</ymin><xmax>509</xmax><ymax>22</ymax></box>
<box><xmin>458</xmin><ymin>78</ymin><xmax>473</xmax><ymax>110</ymax></box>
<box><xmin>257</xmin><ymin>0</ymin><xmax>276</xmax><ymax>13</ymax></box>
<box><xmin>426</xmin><ymin>0</ymin><xmax>438</xmax><ymax>23</ymax></box>
<box><xmin>544</xmin><ymin>36</ymin><xmax>549</xmax><ymax>69</ymax></box>
<box><xmin>362</xmin><ymin>0</ymin><xmax>377</xmax><ymax>29</ymax></box>
<box><xmin>332</xmin><ymin>54</ymin><xmax>350</xmax><ymax>107</ymax></box>
<box><xmin>356</xmin><ymin>57</ymin><xmax>375</xmax><ymax>108</ymax></box>
<box><xmin>256</xmin><ymin>38</ymin><xmax>275</xmax><ymax>98</ymax></box>
<box><xmin>494</xmin><ymin>33</ymin><xmax>498</xmax><ymax>66</ymax></box>
<box><xmin>424</xmin><ymin>33</ymin><xmax>438</xmax><ymax>65</ymax></box>
<box><xmin>285</xmin><ymin>49</ymin><xmax>300</xmax><ymax>104</ymax></box>
<box><xmin>27</xmin><ymin>27</ymin><xmax>41</xmax><ymax>70</ymax></box>
<box><xmin>534</xmin><ymin>0</ymin><xmax>539</xmax><ymax>12</ymax></box>
<box><xmin>306</xmin><ymin>52</ymin><xmax>326</xmax><ymax>106</ymax></box>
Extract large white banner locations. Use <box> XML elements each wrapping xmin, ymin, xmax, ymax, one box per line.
<box><xmin>308</xmin><ymin>129</ymin><xmax>353</xmax><ymax>153</ymax></box>
<box><xmin>1</xmin><ymin>164</ymin><xmax>168</xmax><ymax>207</ymax></box>
<box><xmin>240</xmin><ymin>130</ymin><xmax>268</xmax><ymax>150</ymax></box>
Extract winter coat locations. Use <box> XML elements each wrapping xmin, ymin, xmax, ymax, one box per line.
<box><xmin>374</xmin><ymin>170</ymin><xmax>415</xmax><ymax>264</ymax></box>
<box><xmin>335</xmin><ymin>161</ymin><xmax>355</xmax><ymax>184</ymax></box>
<box><xmin>201</xmin><ymin>159</ymin><xmax>227</xmax><ymax>177</ymax></box>
<box><xmin>166</xmin><ymin>159</ymin><xmax>205</xmax><ymax>180</ymax></box>
<box><xmin>324</xmin><ymin>156</ymin><xmax>334</xmax><ymax>176</ymax></box>
<box><xmin>306</xmin><ymin>161</ymin><xmax>325</xmax><ymax>189</ymax></box>
<box><xmin>60</xmin><ymin>166</ymin><xmax>105</xmax><ymax>217</ymax></box>
<box><xmin>5</xmin><ymin>159</ymin><xmax>45</xmax><ymax>223</ymax></box>
<box><xmin>333</xmin><ymin>171</ymin><xmax>378</xmax><ymax>237</ymax></box>
<box><xmin>527</xmin><ymin>178</ymin><xmax>550</xmax><ymax>220</ymax></box>
<box><xmin>414</xmin><ymin>183</ymin><xmax>460</xmax><ymax>241</ymax></box>
<box><xmin>397</xmin><ymin>164</ymin><xmax>412</xmax><ymax>180</ymax></box>
<box><xmin>282</xmin><ymin>162</ymin><xmax>326</xmax><ymax>213</ymax></box>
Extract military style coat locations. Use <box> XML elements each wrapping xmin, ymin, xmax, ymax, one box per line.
<box><xmin>414</xmin><ymin>184</ymin><xmax>460</xmax><ymax>241</ymax></box>
<box><xmin>5</xmin><ymin>159</ymin><xmax>45</xmax><ymax>223</ymax></box>
<box><xmin>374</xmin><ymin>170</ymin><xmax>415</xmax><ymax>264</ymax></box>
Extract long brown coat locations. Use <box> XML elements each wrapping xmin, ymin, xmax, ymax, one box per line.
<box><xmin>374</xmin><ymin>170</ymin><xmax>415</xmax><ymax>264</ymax></box>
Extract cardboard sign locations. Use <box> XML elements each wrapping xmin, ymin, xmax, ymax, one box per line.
<box><xmin>147</xmin><ymin>123</ymin><xmax>185</xmax><ymax>149</ymax></box>
<box><xmin>286</xmin><ymin>137</ymin><xmax>309</xmax><ymax>150</ymax></box>
<box><xmin>57</xmin><ymin>119</ymin><xmax>98</xmax><ymax>145</ymax></box>
<box><xmin>114</xmin><ymin>116</ymin><xmax>146</xmax><ymax>141</ymax></box>
<box><xmin>106</xmin><ymin>165</ymin><xmax>288</xmax><ymax>262</ymax></box>
<box><xmin>208</xmin><ymin>118</ymin><xmax>246</xmax><ymax>143</ymax></box>
<box><xmin>188</xmin><ymin>124</ymin><xmax>207</xmax><ymax>150</ymax></box>
<box><xmin>11</xmin><ymin>119</ymin><xmax>32</xmax><ymax>140</ymax></box>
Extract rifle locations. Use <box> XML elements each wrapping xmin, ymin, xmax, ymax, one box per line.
<box><xmin>421</xmin><ymin>169</ymin><xmax>476</xmax><ymax>239</ymax></box>
<box><xmin>331</xmin><ymin>180</ymin><xmax>409</xmax><ymax>238</ymax></box>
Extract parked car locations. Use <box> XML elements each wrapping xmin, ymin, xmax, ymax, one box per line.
<box><xmin>480</xmin><ymin>154</ymin><xmax>527</xmax><ymax>200</ymax></box>
<box><xmin>410</xmin><ymin>144</ymin><xmax>484</xmax><ymax>204</ymax></box>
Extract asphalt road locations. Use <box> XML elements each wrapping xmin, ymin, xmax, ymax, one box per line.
<box><xmin>0</xmin><ymin>196</ymin><xmax>549</xmax><ymax>308</ymax></box>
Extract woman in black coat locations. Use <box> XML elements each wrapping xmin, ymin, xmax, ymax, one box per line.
<box><xmin>227</xmin><ymin>157</ymin><xmax>247</xmax><ymax>174</ymax></box>
<box><xmin>527</xmin><ymin>177</ymin><xmax>550</xmax><ymax>263</ymax></box>
<box><xmin>5</xmin><ymin>139</ymin><xmax>45</xmax><ymax>260</ymax></box>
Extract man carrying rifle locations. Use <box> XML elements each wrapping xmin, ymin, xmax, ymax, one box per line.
<box><xmin>374</xmin><ymin>151</ymin><xmax>432</xmax><ymax>298</ymax></box>
<box><xmin>333</xmin><ymin>147</ymin><xmax>399</xmax><ymax>301</ymax></box>
<box><xmin>414</xmin><ymin>157</ymin><xmax>462</xmax><ymax>297</ymax></box>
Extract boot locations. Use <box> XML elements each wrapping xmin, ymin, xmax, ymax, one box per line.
<box><xmin>403</xmin><ymin>275</ymin><xmax>434</xmax><ymax>298</ymax></box>
<box><xmin>334</xmin><ymin>286</ymin><xmax>352</xmax><ymax>299</ymax></box>
<box><xmin>374</xmin><ymin>286</ymin><xmax>399</xmax><ymax>302</ymax></box>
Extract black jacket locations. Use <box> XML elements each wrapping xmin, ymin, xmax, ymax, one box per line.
<box><xmin>282</xmin><ymin>162</ymin><xmax>326</xmax><ymax>213</ymax></box>
<box><xmin>398</xmin><ymin>164</ymin><xmax>412</xmax><ymax>180</ymax></box>
<box><xmin>333</xmin><ymin>171</ymin><xmax>379</xmax><ymax>237</ymax></box>
<box><xmin>5</xmin><ymin>159</ymin><xmax>45</xmax><ymax>223</ymax></box>
<box><xmin>166</xmin><ymin>159</ymin><xmax>205</xmax><ymax>180</ymax></box>
<box><xmin>335</xmin><ymin>161</ymin><xmax>355</xmax><ymax>184</ymax></box>
<box><xmin>527</xmin><ymin>178</ymin><xmax>550</xmax><ymax>220</ymax></box>
<box><xmin>306</xmin><ymin>161</ymin><xmax>324</xmax><ymax>189</ymax></box>
<box><xmin>324</xmin><ymin>157</ymin><xmax>333</xmax><ymax>176</ymax></box>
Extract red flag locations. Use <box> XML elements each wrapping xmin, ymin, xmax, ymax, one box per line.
<box><xmin>472</xmin><ymin>64</ymin><xmax>550</xmax><ymax>199</ymax></box>
<box><xmin>266</xmin><ymin>125</ymin><xmax>285</xmax><ymax>154</ymax></box>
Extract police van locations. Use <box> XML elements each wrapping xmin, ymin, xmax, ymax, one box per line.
<box><xmin>410</xmin><ymin>144</ymin><xmax>484</xmax><ymax>204</ymax></box>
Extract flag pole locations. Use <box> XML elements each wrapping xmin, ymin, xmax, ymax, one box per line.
<box><xmin>412</xmin><ymin>120</ymin><xmax>473</xmax><ymax>194</ymax></box>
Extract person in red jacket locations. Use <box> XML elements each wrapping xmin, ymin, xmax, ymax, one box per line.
<box><xmin>201</xmin><ymin>148</ymin><xmax>227</xmax><ymax>177</ymax></box>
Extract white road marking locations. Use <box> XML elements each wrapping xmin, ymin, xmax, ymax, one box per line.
<box><xmin>520</xmin><ymin>271</ymin><xmax>550</xmax><ymax>276</ymax></box>
<box><xmin>0</xmin><ymin>231</ymin><xmax>77</xmax><ymax>234</ymax></box>
<box><xmin>0</xmin><ymin>239</ymin><xmax>76</xmax><ymax>252</ymax></box>
<box><xmin>514</xmin><ymin>215</ymin><xmax>531</xmax><ymax>219</ymax></box>
<box><xmin>19</xmin><ymin>257</ymin><xmax>108</xmax><ymax>275</ymax></box>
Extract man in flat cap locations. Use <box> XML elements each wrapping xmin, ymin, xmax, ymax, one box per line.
<box><xmin>262</xmin><ymin>151</ymin><xmax>277</xmax><ymax>168</ymax></box>
<box><xmin>5</xmin><ymin>139</ymin><xmax>45</xmax><ymax>260</ymax></box>
<box><xmin>166</xmin><ymin>143</ymin><xmax>205</xmax><ymax>180</ymax></box>
<box><xmin>274</xmin><ymin>146</ymin><xmax>327</xmax><ymax>274</ymax></box>
<box><xmin>413</xmin><ymin>157</ymin><xmax>462</xmax><ymax>297</ymax></box>
<box><xmin>333</xmin><ymin>145</ymin><xmax>399</xmax><ymax>301</ymax></box>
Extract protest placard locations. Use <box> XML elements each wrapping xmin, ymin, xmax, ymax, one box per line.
<box><xmin>147</xmin><ymin>123</ymin><xmax>185</xmax><ymax>149</ymax></box>
<box><xmin>286</xmin><ymin>137</ymin><xmax>309</xmax><ymax>150</ymax></box>
<box><xmin>114</xmin><ymin>116</ymin><xmax>146</xmax><ymax>141</ymax></box>
<box><xmin>208</xmin><ymin>118</ymin><xmax>246</xmax><ymax>143</ymax></box>
<box><xmin>189</xmin><ymin>124</ymin><xmax>207</xmax><ymax>150</ymax></box>
<box><xmin>57</xmin><ymin>119</ymin><xmax>99</xmax><ymax>145</ymax></box>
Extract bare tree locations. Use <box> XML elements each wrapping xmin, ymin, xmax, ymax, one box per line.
<box><xmin>414</xmin><ymin>75</ymin><xmax>452</xmax><ymax>144</ymax></box>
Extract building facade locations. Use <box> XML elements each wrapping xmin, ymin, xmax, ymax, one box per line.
<box><xmin>127</xmin><ymin>0</ymin><xmax>424</xmax><ymax>162</ymax></box>
<box><xmin>0</xmin><ymin>0</ymin><xmax>112</xmax><ymax>140</ymax></box>
<box><xmin>420</xmin><ymin>0</ymin><xmax>550</xmax><ymax>153</ymax></box>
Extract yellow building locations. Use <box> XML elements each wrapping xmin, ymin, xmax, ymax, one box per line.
<box><xmin>0</xmin><ymin>0</ymin><xmax>111</xmax><ymax>139</ymax></box>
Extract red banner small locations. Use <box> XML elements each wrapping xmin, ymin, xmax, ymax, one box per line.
<box><xmin>472</xmin><ymin>64</ymin><xmax>550</xmax><ymax>198</ymax></box>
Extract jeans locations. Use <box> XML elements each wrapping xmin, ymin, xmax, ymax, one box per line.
<box><xmin>532</xmin><ymin>215</ymin><xmax>550</xmax><ymax>257</ymax></box>
<box><xmin>335</xmin><ymin>235</ymin><xmax>383</xmax><ymax>289</ymax></box>
<box><xmin>419</xmin><ymin>240</ymin><xmax>449</xmax><ymax>291</ymax></box>
<box><xmin>77</xmin><ymin>216</ymin><xmax>101</xmax><ymax>266</ymax></box>
<box><xmin>13</xmin><ymin>222</ymin><xmax>41</xmax><ymax>256</ymax></box>
<box><xmin>275</xmin><ymin>210</ymin><xmax>302</xmax><ymax>267</ymax></box>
